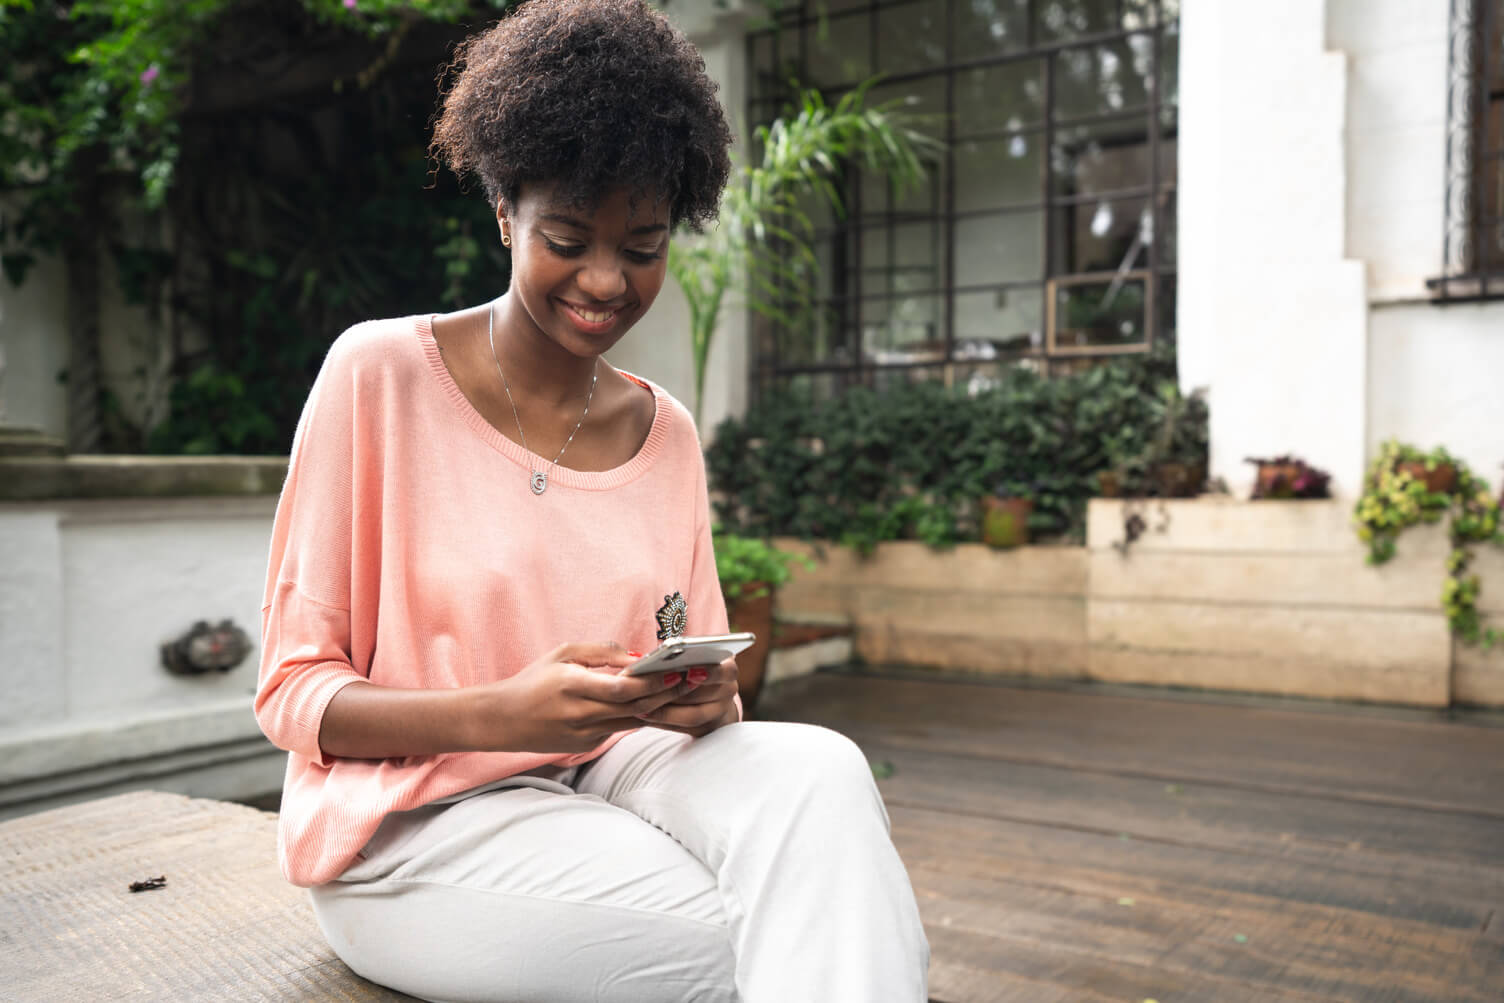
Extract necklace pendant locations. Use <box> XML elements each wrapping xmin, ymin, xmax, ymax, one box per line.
<box><xmin>530</xmin><ymin>470</ymin><xmax>548</xmax><ymax>495</ymax></box>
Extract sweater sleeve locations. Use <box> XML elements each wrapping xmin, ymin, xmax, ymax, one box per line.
<box><xmin>255</xmin><ymin>333</ymin><xmax>366</xmax><ymax>766</ymax></box>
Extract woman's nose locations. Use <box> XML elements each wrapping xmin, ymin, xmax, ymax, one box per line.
<box><xmin>577</xmin><ymin>253</ymin><xmax>627</xmax><ymax>301</ymax></box>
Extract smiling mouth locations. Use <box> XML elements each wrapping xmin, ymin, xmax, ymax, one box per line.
<box><xmin>560</xmin><ymin>301</ymin><xmax>621</xmax><ymax>326</ymax></box>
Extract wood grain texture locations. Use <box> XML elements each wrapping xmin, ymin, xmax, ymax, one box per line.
<box><xmin>762</xmin><ymin>672</ymin><xmax>1504</xmax><ymax>1003</ymax></box>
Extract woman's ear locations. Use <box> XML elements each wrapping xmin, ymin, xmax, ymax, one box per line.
<box><xmin>496</xmin><ymin>200</ymin><xmax>511</xmax><ymax>248</ymax></box>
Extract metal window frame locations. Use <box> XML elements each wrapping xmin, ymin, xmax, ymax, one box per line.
<box><xmin>1431</xmin><ymin>0</ymin><xmax>1504</xmax><ymax>302</ymax></box>
<box><xmin>745</xmin><ymin>0</ymin><xmax>1180</xmax><ymax>395</ymax></box>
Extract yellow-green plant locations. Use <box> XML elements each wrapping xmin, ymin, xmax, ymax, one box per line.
<box><xmin>669</xmin><ymin>84</ymin><xmax>938</xmax><ymax>424</ymax></box>
<box><xmin>1354</xmin><ymin>440</ymin><xmax>1503</xmax><ymax>646</ymax></box>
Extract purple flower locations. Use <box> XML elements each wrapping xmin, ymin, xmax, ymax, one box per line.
<box><xmin>343</xmin><ymin>0</ymin><xmax>357</xmax><ymax>8</ymax></box>
<box><xmin>140</xmin><ymin>65</ymin><xmax>159</xmax><ymax>87</ymax></box>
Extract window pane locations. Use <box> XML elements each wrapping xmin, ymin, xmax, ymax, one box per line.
<box><xmin>954</xmin><ymin>0</ymin><xmax>1030</xmax><ymax>60</ymax></box>
<box><xmin>780</xmin><ymin>303</ymin><xmax>855</xmax><ymax>367</ymax></box>
<box><xmin>877</xmin><ymin>1</ymin><xmax>946</xmax><ymax>76</ymax></box>
<box><xmin>956</xmin><ymin>135</ymin><xmax>1043</xmax><ymax>211</ymax></box>
<box><xmin>1122</xmin><ymin>0</ymin><xmax>1157</xmax><ymax>30</ymax></box>
<box><xmin>1054</xmin><ymin>39</ymin><xmax>1153</xmax><ymax>120</ymax></box>
<box><xmin>868</xmin><ymin>75</ymin><xmax>949</xmax><ymax>141</ymax></box>
<box><xmin>1035</xmin><ymin>0</ymin><xmax>1118</xmax><ymax>43</ymax></box>
<box><xmin>1161</xmin><ymin>19</ymin><xmax>1180</xmax><ymax>109</ymax></box>
<box><xmin>871</xmin><ymin>365</ymin><xmax>947</xmax><ymax>394</ymax></box>
<box><xmin>954</xmin><ymin>287</ymin><xmax>1043</xmax><ymax>352</ymax></box>
<box><xmin>1051</xmin><ymin>117</ymin><xmax>1153</xmax><ymax>197</ymax></box>
<box><xmin>863</xmin><ymin>294</ymin><xmax>946</xmax><ymax>363</ymax></box>
<box><xmin>750</xmin><ymin>33</ymin><xmax>777</xmax><ymax>100</ymax></box>
<box><xmin>861</xmin><ymin>162</ymin><xmax>942</xmax><ymax>217</ymax></box>
<box><xmin>859</xmin><ymin>221</ymin><xmax>944</xmax><ymax>296</ymax></box>
<box><xmin>1158</xmin><ymin>131</ymin><xmax>1178</xmax><ymax>188</ymax></box>
<box><xmin>1052</xmin><ymin>277</ymin><xmax>1149</xmax><ymax>350</ymax></box>
<box><xmin>806</xmin><ymin>12</ymin><xmax>871</xmax><ymax>88</ymax></box>
<box><xmin>1051</xmin><ymin>196</ymin><xmax>1151</xmax><ymax>274</ymax></box>
<box><xmin>1159</xmin><ymin>274</ymin><xmax>1177</xmax><ymax>344</ymax></box>
<box><xmin>955</xmin><ymin>212</ymin><xmax>1044</xmax><ymax>286</ymax></box>
<box><xmin>1157</xmin><ymin>189</ymin><xmax>1176</xmax><ymax>266</ymax></box>
<box><xmin>893</xmin><ymin>220</ymin><xmax>945</xmax><ymax>285</ymax></box>
<box><xmin>956</xmin><ymin>60</ymin><xmax>1045</xmax><ymax>135</ymax></box>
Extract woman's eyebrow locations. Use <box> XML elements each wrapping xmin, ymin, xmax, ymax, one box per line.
<box><xmin>538</xmin><ymin>212</ymin><xmax>667</xmax><ymax>236</ymax></box>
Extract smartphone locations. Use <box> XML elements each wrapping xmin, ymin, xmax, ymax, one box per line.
<box><xmin>621</xmin><ymin>632</ymin><xmax>757</xmax><ymax>676</ymax></box>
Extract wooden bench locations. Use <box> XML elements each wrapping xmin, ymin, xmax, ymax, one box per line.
<box><xmin>1</xmin><ymin>790</ymin><xmax>411</xmax><ymax>1000</ymax></box>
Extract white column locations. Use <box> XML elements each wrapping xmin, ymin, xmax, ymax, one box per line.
<box><xmin>1178</xmin><ymin>0</ymin><xmax>1368</xmax><ymax>497</ymax></box>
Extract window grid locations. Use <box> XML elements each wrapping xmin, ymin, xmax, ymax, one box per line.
<box><xmin>747</xmin><ymin>0</ymin><xmax>1179</xmax><ymax>394</ymax></box>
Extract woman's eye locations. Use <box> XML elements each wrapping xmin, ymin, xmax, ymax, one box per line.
<box><xmin>543</xmin><ymin>239</ymin><xmax>585</xmax><ymax>257</ymax></box>
<box><xmin>626</xmin><ymin>248</ymin><xmax>665</xmax><ymax>264</ymax></box>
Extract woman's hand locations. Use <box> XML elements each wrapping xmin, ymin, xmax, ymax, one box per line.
<box><xmin>466</xmin><ymin>642</ymin><xmax>693</xmax><ymax>754</ymax></box>
<box><xmin>632</xmin><ymin>656</ymin><xmax>741</xmax><ymax>737</ymax></box>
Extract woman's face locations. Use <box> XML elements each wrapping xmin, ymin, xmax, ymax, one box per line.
<box><xmin>499</xmin><ymin>184</ymin><xmax>670</xmax><ymax>358</ymax></box>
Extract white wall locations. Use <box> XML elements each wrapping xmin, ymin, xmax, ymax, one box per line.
<box><xmin>0</xmin><ymin>251</ymin><xmax>69</xmax><ymax>438</ymax></box>
<box><xmin>1329</xmin><ymin>0</ymin><xmax>1504</xmax><ymax>484</ymax></box>
<box><xmin>1329</xmin><ymin>0</ymin><xmax>1447</xmax><ymax>301</ymax></box>
<box><xmin>0</xmin><ymin>497</ymin><xmax>271</xmax><ymax>730</ymax></box>
<box><xmin>1178</xmin><ymin>0</ymin><xmax>1369</xmax><ymax>497</ymax></box>
<box><xmin>0</xmin><ymin>495</ymin><xmax>282</xmax><ymax>815</ymax></box>
<box><xmin>1368</xmin><ymin>300</ymin><xmax>1504</xmax><ymax>482</ymax></box>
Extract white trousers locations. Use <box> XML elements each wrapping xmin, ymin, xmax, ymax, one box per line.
<box><xmin>310</xmin><ymin>721</ymin><xmax>929</xmax><ymax>1003</ymax></box>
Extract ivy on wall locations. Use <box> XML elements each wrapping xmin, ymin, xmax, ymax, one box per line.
<box><xmin>1</xmin><ymin>0</ymin><xmax>517</xmax><ymax>453</ymax></box>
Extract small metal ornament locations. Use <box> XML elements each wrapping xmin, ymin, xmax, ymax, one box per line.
<box><xmin>655</xmin><ymin>592</ymin><xmax>688</xmax><ymax>641</ymax></box>
<box><xmin>530</xmin><ymin>471</ymin><xmax>548</xmax><ymax>495</ymax></box>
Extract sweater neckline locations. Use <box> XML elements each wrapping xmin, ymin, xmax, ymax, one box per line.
<box><xmin>416</xmin><ymin>314</ymin><xmax>671</xmax><ymax>491</ymax></box>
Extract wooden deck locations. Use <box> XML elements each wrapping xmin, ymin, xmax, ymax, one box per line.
<box><xmin>761</xmin><ymin>671</ymin><xmax>1504</xmax><ymax>1003</ymax></box>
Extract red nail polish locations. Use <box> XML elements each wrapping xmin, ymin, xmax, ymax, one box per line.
<box><xmin>628</xmin><ymin>650</ymin><xmax>645</xmax><ymax>659</ymax></box>
<box><xmin>663</xmin><ymin>672</ymin><xmax>683</xmax><ymax>686</ymax></box>
<box><xmin>688</xmin><ymin>668</ymin><xmax>709</xmax><ymax>684</ymax></box>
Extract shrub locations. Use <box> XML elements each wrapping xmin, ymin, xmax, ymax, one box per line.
<box><xmin>706</xmin><ymin>350</ymin><xmax>1200</xmax><ymax>547</ymax></box>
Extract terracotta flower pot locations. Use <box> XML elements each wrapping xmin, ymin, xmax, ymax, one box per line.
<box><xmin>1096</xmin><ymin>470</ymin><xmax>1123</xmax><ymax>498</ymax></box>
<box><xmin>1397</xmin><ymin>461</ymin><xmax>1457</xmax><ymax>494</ymax></box>
<box><xmin>1153</xmin><ymin>461</ymin><xmax>1205</xmax><ymax>498</ymax></box>
<box><xmin>1254</xmin><ymin>461</ymin><xmax>1303</xmax><ymax>499</ymax></box>
<box><xmin>981</xmin><ymin>497</ymin><xmax>1033</xmax><ymax>548</ymax></box>
<box><xmin>725</xmin><ymin>583</ymin><xmax>775</xmax><ymax>714</ymax></box>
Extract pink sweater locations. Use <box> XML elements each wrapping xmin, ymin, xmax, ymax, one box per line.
<box><xmin>256</xmin><ymin>315</ymin><xmax>729</xmax><ymax>887</ymax></box>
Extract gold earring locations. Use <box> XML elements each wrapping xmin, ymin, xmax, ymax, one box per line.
<box><xmin>502</xmin><ymin>232</ymin><xmax>512</xmax><ymax>248</ymax></box>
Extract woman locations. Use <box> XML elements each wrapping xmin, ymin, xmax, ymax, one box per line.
<box><xmin>255</xmin><ymin>1</ymin><xmax>928</xmax><ymax>999</ymax></box>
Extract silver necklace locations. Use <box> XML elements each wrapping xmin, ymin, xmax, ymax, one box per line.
<box><xmin>488</xmin><ymin>302</ymin><xmax>597</xmax><ymax>495</ymax></box>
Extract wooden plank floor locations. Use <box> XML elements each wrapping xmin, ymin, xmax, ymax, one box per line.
<box><xmin>758</xmin><ymin>671</ymin><xmax>1504</xmax><ymax>1003</ymax></box>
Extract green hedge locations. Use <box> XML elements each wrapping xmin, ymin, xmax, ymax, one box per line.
<box><xmin>706</xmin><ymin>350</ymin><xmax>1207</xmax><ymax>550</ymax></box>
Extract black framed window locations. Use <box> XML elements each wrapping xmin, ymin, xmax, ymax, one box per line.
<box><xmin>747</xmin><ymin>0</ymin><xmax>1180</xmax><ymax>399</ymax></box>
<box><xmin>1432</xmin><ymin>0</ymin><xmax>1504</xmax><ymax>302</ymax></box>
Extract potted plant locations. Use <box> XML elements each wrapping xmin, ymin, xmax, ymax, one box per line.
<box><xmin>1353</xmin><ymin>440</ymin><xmax>1503</xmax><ymax>646</ymax></box>
<box><xmin>712</xmin><ymin>531</ymin><xmax>814</xmax><ymax>712</ymax></box>
<box><xmin>1245</xmin><ymin>455</ymin><xmax>1332</xmax><ymax>499</ymax></box>
<box><xmin>1144</xmin><ymin>382</ymin><xmax>1208</xmax><ymax>498</ymax></box>
<box><xmin>980</xmin><ymin>480</ymin><xmax>1035</xmax><ymax>548</ymax></box>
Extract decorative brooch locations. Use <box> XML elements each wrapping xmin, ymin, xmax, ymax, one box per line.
<box><xmin>655</xmin><ymin>592</ymin><xmax>688</xmax><ymax>641</ymax></box>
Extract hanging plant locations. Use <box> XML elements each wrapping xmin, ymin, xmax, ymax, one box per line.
<box><xmin>1354</xmin><ymin>441</ymin><xmax>1503</xmax><ymax>647</ymax></box>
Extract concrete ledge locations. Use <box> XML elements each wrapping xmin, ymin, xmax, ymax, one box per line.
<box><xmin>0</xmin><ymin>699</ymin><xmax>284</xmax><ymax>821</ymax></box>
<box><xmin>0</xmin><ymin>455</ymin><xmax>288</xmax><ymax>500</ymax></box>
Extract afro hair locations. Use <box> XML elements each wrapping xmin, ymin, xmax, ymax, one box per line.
<box><xmin>430</xmin><ymin>0</ymin><xmax>733</xmax><ymax>231</ymax></box>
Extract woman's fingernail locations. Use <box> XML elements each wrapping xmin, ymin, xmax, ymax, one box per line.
<box><xmin>688</xmin><ymin>668</ymin><xmax>710</xmax><ymax>684</ymax></box>
<box><xmin>628</xmin><ymin>650</ymin><xmax>645</xmax><ymax>659</ymax></box>
<box><xmin>663</xmin><ymin>672</ymin><xmax>683</xmax><ymax>686</ymax></box>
